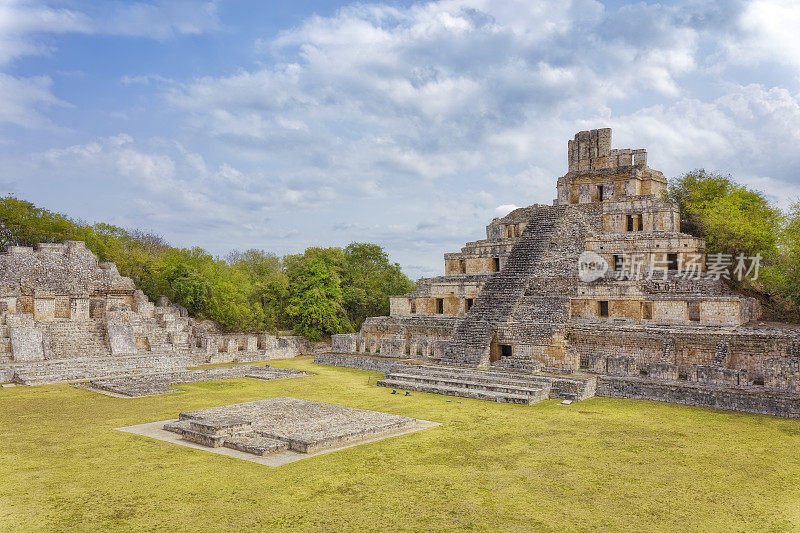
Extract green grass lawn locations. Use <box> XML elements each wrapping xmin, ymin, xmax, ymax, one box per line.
<box><xmin>2</xmin><ymin>357</ymin><xmax>800</xmax><ymax>532</ymax></box>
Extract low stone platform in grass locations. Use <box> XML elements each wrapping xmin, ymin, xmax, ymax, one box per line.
<box><xmin>117</xmin><ymin>397</ymin><xmax>437</xmax><ymax>466</ymax></box>
<box><xmin>80</xmin><ymin>365</ymin><xmax>305</xmax><ymax>397</ymax></box>
<box><xmin>377</xmin><ymin>363</ymin><xmax>597</xmax><ymax>404</ymax></box>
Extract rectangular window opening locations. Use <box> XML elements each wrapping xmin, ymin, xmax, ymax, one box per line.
<box><xmin>500</xmin><ymin>344</ymin><xmax>513</xmax><ymax>357</ymax></box>
<box><xmin>597</xmin><ymin>185</ymin><xmax>604</xmax><ymax>202</ymax></box>
<box><xmin>613</xmin><ymin>254</ymin><xmax>624</xmax><ymax>272</ymax></box>
<box><xmin>436</xmin><ymin>298</ymin><xmax>444</xmax><ymax>314</ymax></box>
<box><xmin>627</xmin><ymin>214</ymin><xmax>644</xmax><ymax>232</ymax></box>
<box><xmin>465</xmin><ymin>298</ymin><xmax>474</xmax><ymax>312</ymax></box>
<box><xmin>409</xmin><ymin>299</ymin><xmax>416</xmax><ymax>314</ymax></box>
<box><xmin>599</xmin><ymin>300</ymin><xmax>609</xmax><ymax>317</ymax></box>
<box><xmin>493</xmin><ymin>257</ymin><xmax>501</xmax><ymax>272</ymax></box>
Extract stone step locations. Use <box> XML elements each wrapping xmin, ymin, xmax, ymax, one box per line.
<box><xmin>223</xmin><ymin>432</ymin><xmax>290</xmax><ymax>456</ymax></box>
<box><xmin>377</xmin><ymin>378</ymin><xmax>542</xmax><ymax>404</ymax></box>
<box><xmin>10</xmin><ymin>354</ymin><xmax>195</xmax><ymax>385</ymax></box>
<box><xmin>386</xmin><ymin>371</ymin><xmax>551</xmax><ymax>397</ymax></box>
<box><xmin>390</xmin><ymin>364</ymin><xmax>551</xmax><ymax>386</ymax></box>
<box><xmin>384</xmin><ymin>363</ymin><xmax>597</xmax><ymax>402</ymax></box>
<box><xmin>491</xmin><ymin>357</ymin><xmax>544</xmax><ymax>373</ymax></box>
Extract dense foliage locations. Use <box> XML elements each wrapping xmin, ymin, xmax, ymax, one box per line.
<box><xmin>666</xmin><ymin>170</ymin><xmax>800</xmax><ymax>320</ymax></box>
<box><xmin>0</xmin><ymin>196</ymin><xmax>415</xmax><ymax>337</ymax></box>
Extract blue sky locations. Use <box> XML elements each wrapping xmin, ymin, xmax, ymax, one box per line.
<box><xmin>2</xmin><ymin>0</ymin><xmax>799</xmax><ymax>279</ymax></box>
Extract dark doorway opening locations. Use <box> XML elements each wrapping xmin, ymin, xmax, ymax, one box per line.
<box><xmin>667</xmin><ymin>253</ymin><xmax>679</xmax><ymax>271</ymax></box>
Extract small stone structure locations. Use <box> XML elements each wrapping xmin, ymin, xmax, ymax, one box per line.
<box><xmin>0</xmin><ymin>242</ymin><xmax>310</xmax><ymax>384</ymax></box>
<box><xmin>163</xmin><ymin>397</ymin><xmax>419</xmax><ymax>455</ymax></box>
<box><xmin>326</xmin><ymin>128</ymin><xmax>800</xmax><ymax>417</ymax></box>
<box><xmin>82</xmin><ymin>365</ymin><xmax>306</xmax><ymax>397</ymax></box>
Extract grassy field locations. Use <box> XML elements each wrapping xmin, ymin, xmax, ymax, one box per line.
<box><xmin>1</xmin><ymin>357</ymin><xmax>799</xmax><ymax>532</ymax></box>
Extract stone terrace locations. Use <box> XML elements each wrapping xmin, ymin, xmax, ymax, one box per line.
<box><xmin>83</xmin><ymin>365</ymin><xmax>306</xmax><ymax>397</ymax></box>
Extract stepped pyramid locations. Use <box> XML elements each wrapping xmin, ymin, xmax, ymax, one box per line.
<box><xmin>331</xmin><ymin>129</ymin><xmax>800</xmax><ymax>400</ymax></box>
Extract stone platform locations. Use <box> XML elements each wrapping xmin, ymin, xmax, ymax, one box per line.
<box><xmin>378</xmin><ymin>363</ymin><xmax>596</xmax><ymax>404</ymax></box>
<box><xmin>80</xmin><ymin>365</ymin><xmax>305</xmax><ymax>397</ymax></box>
<box><xmin>117</xmin><ymin>397</ymin><xmax>437</xmax><ymax>466</ymax></box>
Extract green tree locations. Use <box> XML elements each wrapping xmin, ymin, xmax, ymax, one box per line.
<box><xmin>341</xmin><ymin>242</ymin><xmax>415</xmax><ymax>328</ymax></box>
<box><xmin>159</xmin><ymin>262</ymin><xmax>212</xmax><ymax>315</ymax></box>
<box><xmin>227</xmin><ymin>249</ymin><xmax>288</xmax><ymax>331</ymax></box>
<box><xmin>285</xmin><ymin>252</ymin><xmax>352</xmax><ymax>341</ymax></box>
<box><xmin>0</xmin><ymin>195</ymin><xmax>416</xmax><ymax>334</ymax></box>
<box><xmin>769</xmin><ymin>202</ymin><xmax>800</xmax><ymax>311</ymax></box>
<box><xmin>0</xmin><ymin>196</ymin><xmax>75</xmax><ymax>249</ymax></box>
<box><xmin>666</xmin><ymin>170</ymin><xmax>782</xmax><ymax>259</ymax></box>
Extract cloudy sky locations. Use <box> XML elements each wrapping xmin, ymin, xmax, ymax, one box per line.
<box><xmin>1</xmin><ymin>0</ymin><xmax>799</xmax><ymax>278</ymax></box>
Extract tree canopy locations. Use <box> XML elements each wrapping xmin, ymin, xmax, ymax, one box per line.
<box><xmin>0</xmin><ymin>195</ymin><xmax>415</xmax><ymax>336</ymax></box>
<box><xmin>666</xmin><ymin>170</ymin><xmax>799</xmax><ymax>320</ymax></box>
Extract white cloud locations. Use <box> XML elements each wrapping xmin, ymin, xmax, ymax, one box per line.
<box><xmin>731</xmin><ymin>0</ymin><xmax>800</xmax><ymax>72</ymax></box>
<box><xmin>0</xmin><ymin>73</ymin><xmax>61</xmax><ymax>127</ymax></box>
<box><xmin>8</xmin><ymin>0</ymin><xmax>800</xmax><ymax>273</ymax></box>
<box><xmin>610</xmin><ymin>84</ymin><xmax>800</xmax><ymax>207</ymax></box>
<box><xmin>0</xmin><ymin>0</ymin><xmax>220</xmax><ymax>128</ymax></box>
<box><xmin>495</xmin><ymin>204</ymin><xmax>520</xmax><ymax>216</ymax></box>
<box><xmin>0</xmin><ymin>0</ymin><xmax>90</xmax><ymax>65</ymax></box>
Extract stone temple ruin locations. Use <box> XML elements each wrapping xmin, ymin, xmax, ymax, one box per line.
<box><xmin>0</xmin><ymin>241</ymin><xmax>308</xmax><ymax>385</ymax></box>
<box><xmin>321</xmin><ymin>128</ymin><xmax>800</xmax><ymax>417</ymax></box>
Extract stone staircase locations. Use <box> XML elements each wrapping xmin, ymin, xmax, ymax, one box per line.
<box><xmin>376</xmin><ymin>364</ymin><xmax>595</xmax><ymax>405</ymax></box>
<box><xmin>441</xmin><ymin>205</ymin><xmax>566</xmax><ymax>366</ymax></box>
<box><xmin>378</xmin><ymin>364</ymin><xmax>552</xmax><ymax>404</ymax></box>
<box><xmin>41</xmin><ymin>320</ymin><xmax>110</xmax><ymax>359</ymax></box>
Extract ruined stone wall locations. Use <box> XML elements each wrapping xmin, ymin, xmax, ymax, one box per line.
<box><xmin>596</xmin><ymin>376</ymin><xmax>800</xmax><ymax>418</ymax></box>
<box><xmin>568</xmin><ymin>324</ymin><xmax>800</xmax><ymax>386</ymax></box>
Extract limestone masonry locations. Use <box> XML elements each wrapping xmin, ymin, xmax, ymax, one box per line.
<box><xmin>326</xmin><ymin>128</ymin><xmax>800</xmax><ymax>417</ymax></box>
<box><xmin>0</xmin><ymin>241</ymin><xmax>309</xmax><ymax>384</ymax></box>
<box><xmin>163</xmin><ymin>397</ymin><xmax>419</xmax><ymax>456</ymax></box>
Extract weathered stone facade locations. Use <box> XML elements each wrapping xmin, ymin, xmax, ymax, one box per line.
<box><xmin>0</xmin><ymin>242</ymin><xmax>309</xmax><ymax>384</ymax></box>
<box><xmin>333</xmin><ymin>128</ymin><xmax>800</xmax><ymax>416</ymax></box>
